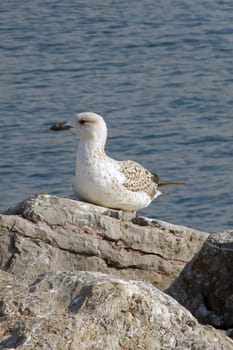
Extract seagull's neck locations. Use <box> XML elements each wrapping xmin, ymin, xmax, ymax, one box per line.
<box><xmin>77</xmin><ymin>136</ymin><xmax>107</xmax><ymax>162</ymax></box>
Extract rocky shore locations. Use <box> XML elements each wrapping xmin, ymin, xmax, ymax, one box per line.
<box><xmin>0</xmin><ymin>194</ymin><xmax>233</xmax><ymax>349</ymax></box>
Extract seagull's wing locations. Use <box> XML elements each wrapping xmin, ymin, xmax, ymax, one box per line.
<box><xmin>119</xmin><ymin>160</ymin><xmax>159</xmax><ymax>199</ymax></box>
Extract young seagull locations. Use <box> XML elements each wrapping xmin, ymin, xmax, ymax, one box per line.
<box><xmin>51</xmin><ymin>112</ymin><xmax>183</xmax><ymax>212</ymax></box>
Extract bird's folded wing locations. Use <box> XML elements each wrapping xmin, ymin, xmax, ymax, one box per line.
<box><xmin>120</xmin><ymin>160</ymin><xmax>159</xmax><ymax>199</ymax></box>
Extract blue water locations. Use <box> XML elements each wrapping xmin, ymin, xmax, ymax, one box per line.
<box><xmin>0</xmin><ymin>1</ymin><xmax>233</xmax><ymax>232</ymax></box>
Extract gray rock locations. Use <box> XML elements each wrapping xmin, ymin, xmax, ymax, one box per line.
<box><xmin>0</xmin><ymin>194</ymin><xmax>208</xmax><ymax>290</ymax></box>
<box><xmin>0</xmin><ymin>270</ymin><xmax>232</xmax><ymax>350</ymax></box>
<box><xmin>167</xmin><ymin>230</ymin><xmax>233</xmax><ymax>332</ymax></box>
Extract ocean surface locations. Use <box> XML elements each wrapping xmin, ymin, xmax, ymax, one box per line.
<box><xmin>1</xmin><ymin>1</ymin><xmax>232</xmax><ymax>233</ymax></box>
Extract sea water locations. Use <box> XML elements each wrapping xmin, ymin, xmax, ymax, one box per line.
<box><xmin>0</xmin><ymin>0</ymin><xmax>233</xmax><ymax>232</ymax></box>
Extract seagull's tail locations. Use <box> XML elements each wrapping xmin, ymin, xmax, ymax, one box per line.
<box><xmin>158</xmin><ymin>182</ymin><xmax>186</xmax><ymax>187</ymax></box>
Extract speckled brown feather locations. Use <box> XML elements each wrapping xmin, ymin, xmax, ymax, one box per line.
<box><xmin>120</xmin><ymin>160</ymin><xmax>159</xmax><ymax>199</ymax></box>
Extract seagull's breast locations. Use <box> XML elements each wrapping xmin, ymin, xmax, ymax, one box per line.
<box><xmin>73</xmin><ymin>152</ymin><xmax>124</xmax><ymax>202</ymax></box>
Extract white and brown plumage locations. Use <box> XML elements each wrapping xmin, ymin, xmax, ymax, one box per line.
<box><xmin>51</xmin><ymin>112</ymin><xmax>181</xmax><ymax>212</ymax></box>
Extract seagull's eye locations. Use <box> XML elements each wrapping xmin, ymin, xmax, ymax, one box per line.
<box><xmin>79</xmin><ymin>119</ymin><xmax>86</xmax><ymax>125</ymax></box>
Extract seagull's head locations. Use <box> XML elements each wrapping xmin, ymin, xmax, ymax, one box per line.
<box><xmin>51</xmin><ymin>112</ymin><xmax>107</xmax><ymax>142</ymax></box>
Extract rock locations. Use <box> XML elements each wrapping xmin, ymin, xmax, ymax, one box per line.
<box><xmin>1</xmin><ymin>194</ymin><xmax>232</xmax><ymax>348</ymax></box>
<box><xmin>167</xmin><ymin>230</ymin><xmax>233</xmax><ymax>333</ymax></box>
<box><xmin>0</xmin><ymin>270</ymin><xmax>232</xmax><ymax>350</ymax></box>
<box><xmin>0</xmin><ymin>194</ymin><xmax>208</xmax><ymax>290</ymax></box>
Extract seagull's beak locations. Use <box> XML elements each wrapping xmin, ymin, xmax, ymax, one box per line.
<box><xmin>50</xmin><ymin>121</ymin><xmax>74</xmax><ymax>131</ymax></box>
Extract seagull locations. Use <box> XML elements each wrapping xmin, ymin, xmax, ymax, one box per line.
<box><xmin>51</xmin><ymin>112</ymin><xmax>184</xmax><ymax>212</ymax></box>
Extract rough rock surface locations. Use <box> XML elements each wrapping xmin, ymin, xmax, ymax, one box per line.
<box><xmin>167</xmin><ymin>230</ymin><xmax>233</xmax><ymax>334</ymax></box>
<box><xmin>0</xmin><ymin>270</ymin><xmax>232</xmax><ymax>350</ymax></box>
<box><xmin>0</xmin><ymin>194</ymin><xmax>208</xmax><ymax>290</ymax></box>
